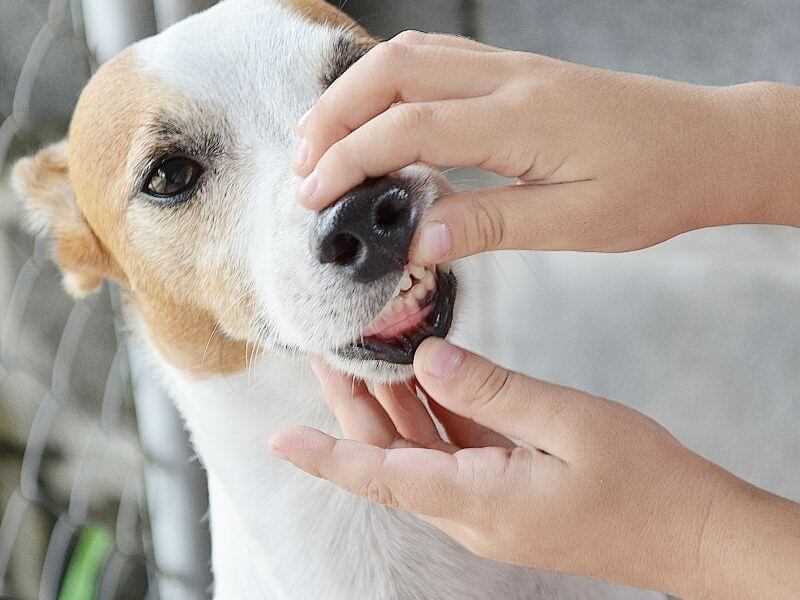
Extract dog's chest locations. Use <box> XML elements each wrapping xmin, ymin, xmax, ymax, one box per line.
<box><xmin>135</xmin><ymin>338</ymin><xmax>664</xmax><ymax>600</ymax></box>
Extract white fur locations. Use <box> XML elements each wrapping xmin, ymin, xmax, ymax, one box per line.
<box><xmin>108</xmin><ymin>1</ymin><xmax>669</xmax><ymax>597</ymax></box>
<box><xmin>131</xmin><ymin>313</ymin><xmax>663</xmax><ymax>600</ymax></box>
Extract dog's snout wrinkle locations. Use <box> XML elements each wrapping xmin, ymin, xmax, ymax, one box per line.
<box><xmin>314</xmin><ymin>178</ymin><xmax>419</xmax><ymax>284</ymax></box>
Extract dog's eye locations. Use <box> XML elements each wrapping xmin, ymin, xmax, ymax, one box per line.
<box><xmin>144</xmin><ymin>157</ymin><xmax>203</xmax><ymax>199</ymax></box>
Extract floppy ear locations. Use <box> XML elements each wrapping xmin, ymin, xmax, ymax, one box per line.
<box><xmin>12</xmin><ymin>140</ymin><xmax>113</xmax><ymax>298</ymax></box>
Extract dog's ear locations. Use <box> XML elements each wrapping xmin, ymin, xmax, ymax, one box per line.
<box><xmin>12</xmin><ymin>140</ymin><xmax>113</xmax><ymax>298</ymax></box>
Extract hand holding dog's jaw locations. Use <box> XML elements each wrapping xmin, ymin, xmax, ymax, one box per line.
<box><xmin>296</xmin><ymin>31</ymin><xmax>800</xmax><ymax>260</ymax></box>
<box><xmin>274</xmin><ymin>337</ymin><xmax>800</xmax><ymax>599</ymax></box>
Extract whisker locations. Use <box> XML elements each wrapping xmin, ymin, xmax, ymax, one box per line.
<box><xmin>200</xmin><ymin>289</ymin><xmax>250</xmax><ymax>368</ymax></box>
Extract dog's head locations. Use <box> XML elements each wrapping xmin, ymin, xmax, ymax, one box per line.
<box><xmin>13</xmin><ymin>0</ymin><xmax>460</xmax><ymax>383</ymax></box>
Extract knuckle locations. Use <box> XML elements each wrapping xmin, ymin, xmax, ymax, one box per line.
<box><xmin>361</xmin><ymin>479</ymin><xmax>400</xmax><ymax>509</ymax></box>
<box><xmin>325</xmin><ymin>137</ymin><xmax>358</xmax><ymax>172</ymax></box>
<box><xmin>467</xmin><ymin>197</ymin><xmax>507</xmax><ymax>252</ymax></box>
<box><xmin>460</xmin><ymin>527</ymin><xmax>492</xmax><ymax>558</ymax></box>
<box><xmin>470</xmin><ymin>364</ymin><xmax>514</xmax><ymax>415</ymax></box>
<box><xmin>393</xmin><ymin>102</ymin><xmax>433</xmax><ymax>132</ymax></box>
<box><xmin>372</xmin><ymin>39</ymin><xmax>411</xmax><ymax>66</ymax></box>
<box><xmin>393</xmin><ymin>30</ymin><xmax>427</xmax><ymax>46</ymax></box>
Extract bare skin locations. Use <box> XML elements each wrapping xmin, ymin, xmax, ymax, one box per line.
<box><xmin>275</xmin><ymin>31</ymin><xmax>800</xmax><ymax>599</ymax></box>
<box><xmin>273</xmin><ymin>349</ymin><xmax>800</xmax><ymax>599</ymax></box>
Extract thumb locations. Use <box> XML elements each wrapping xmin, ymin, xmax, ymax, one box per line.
<box><xmin>410</xmin><ymin>191</ymin><xmax>511</xmax><ymax>264</ymax></box>
<box><xmin>413</xmin><ymin>338</ymin><xmax>579</xmax><ymax>455</ymax></box>
<box><xmin>409</xmin><ymin>180</ymin><xmax>613</xmax><ymax>264</ymax></box>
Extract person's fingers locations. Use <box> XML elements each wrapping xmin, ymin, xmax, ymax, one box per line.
<box><xmin>270</xmin><ymin>426</ymin><xmax>474</xmax><ymax>518</ymax></box>
<box><xmin>372</xmin><ymin>381</ymin><xmax>455</xmax><ymax>451</ymax></box>
<box><xmin>295</xmin><ymin>31</ymin><xmax>508</xmax><ymax>178</ymax></box>
<box><xmin>427</xmin><ymin>398</ymin><xmax>514</xmax><ymax>449</ymax></box>
<box><xmin>296</xmin><ymin>43</ymin><xmax>509</xmax><ymax>179</ymax></box>
<box><xmin>298</xmin><ymin>95</ymin><xmax>529</xmax><ymax>209</ymax></box>
<box><xmin>296</xmin><ymin>31</ymin><xmax>499</xmax><ymax>139</ymax></box>
<box><xmin>414</xmin><ymin>338</ymin><xmax>594</xmax><ymax>457</ymax></box>
<box><xmin>391</xmin><ymin>31</ymin><xmax>502</xmax><ymax>53</ymax></box>
<box><xmin>310</xmin><ymin>358</ymin><xmax>397</xmax><ymax>447</ymax></box>
<box><xmin>293</xmin><ymin>32</ymin><xmax>499</xmax><ymax>135</ymax></box>
<box><xmin>409</xmin><ymin>181</ymin><xmax>617</xmax><ymax>264</ymax></box>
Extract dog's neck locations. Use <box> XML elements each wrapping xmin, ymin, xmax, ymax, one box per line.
<box><xmin>127</xmin><ymin>308</ymin><xmax>663</xmax><ymax>600</ymax></box>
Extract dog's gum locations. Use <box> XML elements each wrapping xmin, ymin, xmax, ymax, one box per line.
<box><xmin>409</xmin><ymin>264</ymin><xmax>426</xmax><ymax>280</ymax></box>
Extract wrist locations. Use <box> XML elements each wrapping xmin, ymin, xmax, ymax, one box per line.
<box><xmin>698</xmin><ymin>81</ymin><xmax>800</xmax><ymax>229</ymax></box>
<box><xmin>610</xmin><ymin>453</ymin><xmax>734</xmax><ymax>599</ymax></box>
<box><xmin>652</xmin><ymin>458</ymin><xmax>739</xmax><ymax>599</ymax></box>
<box><xmin>681</xmin><ymin>464</ymin><xmax>747</xmax><ymax>600</ymax></box>
<box><xmin>686</xmin><ymin>467</ymin><xmax>800</xmax><ymax>600</ymax></box>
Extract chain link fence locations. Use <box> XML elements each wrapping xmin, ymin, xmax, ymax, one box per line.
<box><xmin>0</xmin><ymin>2</ymin><xmax>214</xmax><ymax>598</ymax></box>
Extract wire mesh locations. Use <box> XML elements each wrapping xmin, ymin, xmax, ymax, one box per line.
<box><xmin>0</xmin><ymin>1</ymin><xmax>211</xmax><ymax>598</ymax></box>
<box><xmin>0</xmin><ymin>2</ymin><xmax>155</xmax><ymax>597</ymax></box>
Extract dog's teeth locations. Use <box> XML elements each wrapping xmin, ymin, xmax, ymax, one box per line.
<box><xmin>412</xmin><ymin>283</ymin><xmax>427</xmax><ymax>301</ymax></box>
<box><xmin>399</xmin><ymin>271</ymin><xmax>413</xmax><ymax>292</ymax></box>
<box><xmin>423</xmin><ymin>271</ymin><xmax>435</xmax><ymax>290</ymax></box>
<box><xmin>409</xmin><ymin>264</ymin><xmax>426</xmax><ymax>280</ymax></box>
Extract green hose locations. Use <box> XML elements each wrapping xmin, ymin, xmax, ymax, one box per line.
<box><xmin>58</xmin><ymin>526</ymin><xmax>113</xmax><ymax>600</ymax></box>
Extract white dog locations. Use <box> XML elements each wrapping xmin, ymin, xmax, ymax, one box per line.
<box><xmin>13</xmin><ymin>1</ymin><xmax>667</xmax><ymax>598</ymax></box>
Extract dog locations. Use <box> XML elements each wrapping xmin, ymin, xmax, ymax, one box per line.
<box><xmin>12</xmin><ymin>1</ymin><xmax>668</xmax><ymax>598</ymax></box>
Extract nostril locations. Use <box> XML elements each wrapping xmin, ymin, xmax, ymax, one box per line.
<box><xmin>314</xmin><ymin>179</ymin><xmax>419</xmax><ymax>282</ymax></box>
<box><xmin>325</xmin><ymin>232</ymin><xmax>362</xmax><ymax>267</ymax></box>
<box><xmin>374</xmin><ymin>190</ymin><xmax>412</xmax><ymax>233</ymax></box>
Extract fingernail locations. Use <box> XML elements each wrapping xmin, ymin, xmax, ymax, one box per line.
<box><xmin>298</xmin><ymin>172</ymin><xmax>319</xmax><ymax>205</ymax></box>
<box><xmin>296</xmin><ymin>108</ymin><xmax>311</xmax><ymax>133</ymax></box>
<box><xmin>423</xmin><ymin>340</ymin><xmax>465</xmax><ymax>380</ymax></box>
<box><xmin>416</xmin><ymin>221</ymin><xmax>451</xmax><ymax>263</ymax></box>
<box><xmin>269</xmin><ymin>436</ymin><xmax>289</xmax><ymax>461</ymax></box>
<box><xmin>294</xmin><ymin>139</ymin><xmax>309</xmax><ymax>171</ymax></box>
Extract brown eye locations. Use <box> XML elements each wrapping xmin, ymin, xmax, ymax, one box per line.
<box><xmin>144</xmin><ymin>157</ymin><xmax>203</xmax><ymax>199</ymax></box>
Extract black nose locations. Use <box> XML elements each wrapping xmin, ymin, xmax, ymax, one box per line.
<box><xmin>315</xmin><ymin>178</ymin><xmax>419</xmax><ymax>284</ymax></box>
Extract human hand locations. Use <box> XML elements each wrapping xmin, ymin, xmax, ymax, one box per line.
<box><xmin>271</xmin><ymin>339</ymin><xmax>739</xmax><ymax>598</ymax></box>
<box><xmin>295</xmin><ymin>32</ymin><xmax>800</xmax><ymax>262</ymax></box>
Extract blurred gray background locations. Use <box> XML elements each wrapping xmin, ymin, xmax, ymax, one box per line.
<box><xmin>344</xmin><ymin>0</ymin><xmax>800</xmax><ymax>505</ymax></box>
<box><xmin>1</xmin><ymin>1</ymin><xmax>798</xmax><ymax>598</ymax></box>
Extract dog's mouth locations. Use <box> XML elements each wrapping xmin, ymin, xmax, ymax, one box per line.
<box><xmin>338</xmin><ymin>264</ymin><xmax>457</xmax><ymax>365</ymax></box>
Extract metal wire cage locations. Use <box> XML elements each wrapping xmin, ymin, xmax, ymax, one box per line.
<box><xmin>1</xmin><ymin>2</ymin><xmax>215</xmax><ymax>598</ymax></box>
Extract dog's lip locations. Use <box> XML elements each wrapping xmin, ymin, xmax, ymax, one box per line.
<box><xmin>337</xmin><ymin>270</ymin><xmax>457</xmax><ymax>365</ymax></box>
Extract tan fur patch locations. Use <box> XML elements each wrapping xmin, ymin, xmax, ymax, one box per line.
<box><xmin>66</xmin><ymin>51</ymin><xmax>251</xmax><ymax>377</ymax></box>
<box><xmin>283</xmin><ymin>0</ymin><xmax>371</xmax><ymax>42</ymax></box>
